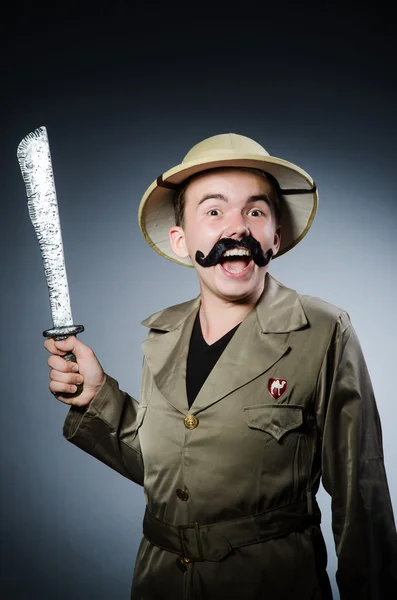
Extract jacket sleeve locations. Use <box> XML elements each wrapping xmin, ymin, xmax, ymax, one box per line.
<box><xmin>63</xmin><ymin>374</ymin><xmax>145</xmax><ymax>486</ymax></box>
<box><xmin>316</xmin><ymin>311</ymin><xmax>397</xmax><ymax>599</ymax></box>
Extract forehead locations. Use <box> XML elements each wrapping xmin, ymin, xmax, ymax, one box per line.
<box><xmin>184</xmin><ymin>168</ymin><xmax>273</xmax><ymax>200</ymax></box>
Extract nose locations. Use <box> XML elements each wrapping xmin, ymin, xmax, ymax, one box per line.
<box><xmin>223</xmin><ymin>211</ymin><xmax>250</xmax><ymax>239</ymax></box>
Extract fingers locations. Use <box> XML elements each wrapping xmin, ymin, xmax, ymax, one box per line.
<box><xmin>48</xmin><ymin>353</ymin><xmax>79</xmax><ymax>372</ymax></box>
<box><xmin>49</xmin><ymin>380</ymin><xmax>81</xmax><ymax>398</ymax></box>
<box><xmin>47</xmin><ymin>346</ymin><xmax>84</xmax><ymax>402</ymax></box>
<box><xmin>44</xmin><ymin>335</ymin><xmax>103</xmax><ymax>408</ymax></box>
<box><xmin>48</xmin><ymin>361</ymin><xmax>84</xmax><ymax>398</ymax></box>
<box><xmin>49</xmin><ymin>368</ymin><xmax>83</xmax><ymax>386</ymax></box>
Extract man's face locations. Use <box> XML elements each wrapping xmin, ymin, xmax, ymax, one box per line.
<box><xmin>169</xmin><ymin>169</ymin><xmax>281</xmax><ymax>304</ymax></box>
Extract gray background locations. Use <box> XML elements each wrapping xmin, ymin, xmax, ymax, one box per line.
<box><xmin>1</xmin><ymin>4</ymin><xmax>396</xmax><ymax>599</ymax></box>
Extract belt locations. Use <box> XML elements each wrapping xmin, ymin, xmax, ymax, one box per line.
<box><xmin>143</xmin><ymin>499</ymin><xmax>321</xmax><ymax>563</ymax></box>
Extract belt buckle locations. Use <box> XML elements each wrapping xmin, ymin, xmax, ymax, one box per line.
<box><xmin>178</xmin><ymin>522</ymin><xmax>204</xmax><ymax>562</ymax></box>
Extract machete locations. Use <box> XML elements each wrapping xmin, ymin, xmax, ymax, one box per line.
<box><xmin>17</xmin><ymin>125</ymin><xmax>84</xmax><ymax>395</ymax></box>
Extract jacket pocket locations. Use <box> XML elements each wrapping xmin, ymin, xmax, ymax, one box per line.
<box><xmin>243</xmin><ymin>404</ymin><xmax>303</xmax><ymax>441</ymax></box>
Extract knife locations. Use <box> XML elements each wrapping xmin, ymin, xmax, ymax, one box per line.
<box><xmin>17</xmin><ymin>125</ymin><xmax>84</xmax><ymax>396</ymax></box>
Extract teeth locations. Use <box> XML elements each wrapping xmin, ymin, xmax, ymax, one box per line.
<box><xmin>223</xmin><ymin>249</ymin><xmax>251</xmax><ymax>257</ymax></box>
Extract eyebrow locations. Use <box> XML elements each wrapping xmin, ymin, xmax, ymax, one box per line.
<box><xmin>198</xmin><ymin>193</ymin><xmax>271</xmax><ymax>206</ymax></box>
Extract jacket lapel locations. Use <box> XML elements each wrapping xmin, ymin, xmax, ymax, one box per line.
<box><xmin>191</xmin><ymin>310</ymin><xmax>289</xmax><ymax>412</ymax></box>
<box><xmin>192</xmin><ymin>275</ymin><xmax>308</xmax><ymax>412</ymax></box>
<box><xmin>141</xmin><ymin>297</ymin><xmax>200</xmax><ymax>414</ymax></box>
<box><xmin>141</xmin><ymin>274</ymin><xmax>308</xmax><ymax>414</ymax></box>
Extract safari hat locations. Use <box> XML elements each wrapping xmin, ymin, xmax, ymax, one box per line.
<box><xmin>138</xmin><ymin>133</ymin><xmax>318</xmax><ymax>267</ymax></box>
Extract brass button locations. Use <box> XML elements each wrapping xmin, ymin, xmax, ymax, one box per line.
<box><xmin>176</xmin><ymin>557</ymin><xmax>187</xmax><ymax>572</ymax></box>
<box><xmin>176</xmin><ymin>488</ymin><xmax>189</xmax><ymax>501</ymax></box>
<box><xmin>181</xmin><ymin>556</ymin><xmax>191</xmax><ymax>564</ymax></box>
<box><xmin>184</xmin><ymin>414</ymin><xmax>198</xmax><ymax>429</ymax></box>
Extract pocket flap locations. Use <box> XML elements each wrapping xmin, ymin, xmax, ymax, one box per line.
<box><xmin>243</xmin><ymin>404</ymin><xmax>303</xmax><ymax>441</ymax></box>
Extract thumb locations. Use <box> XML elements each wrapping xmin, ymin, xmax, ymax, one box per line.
<box><xmin>53</xmin><ymin>336</ymin><xmax>86</xmax><ymax>358</ymax></box>
<box><xmin>53</xmin><ymin>336</ymin><xmax>96</xmax><ymax>363</ymax></box>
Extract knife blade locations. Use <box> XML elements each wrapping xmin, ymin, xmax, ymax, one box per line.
<box><xmin>17</xmin><ymin>125</ymin><xmax>84</xmax><ymax>394</ymax></box>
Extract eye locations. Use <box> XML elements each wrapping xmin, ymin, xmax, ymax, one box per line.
<box><xmin>248</xmin><ymin>208</ymin><xmax>265</xmax><ymax>217</ymax></box>
<box><xmin>207</xmin><ymin>209</ymin><xmax>221</xmax><ymax>216</ymax></box>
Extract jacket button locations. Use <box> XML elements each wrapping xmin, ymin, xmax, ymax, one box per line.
<box><xmin>176</xmin><ymin>488</ymin><xmax>189</xmax><ymax>501</ymax></box>
<box><xmin>176</xmin><ymin>558</ymin><xmax>187</xmax><ymax>572</ymax></box>
<box><xmin>184</xmin><ymin>415</ymin><xmax>198</xmax><ymax>429</ymax></box>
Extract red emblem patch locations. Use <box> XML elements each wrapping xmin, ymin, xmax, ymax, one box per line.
<box><xmin>268</xmin><ymin>378</ymin><xmax>287</xmax><ymax>399</ymax></box>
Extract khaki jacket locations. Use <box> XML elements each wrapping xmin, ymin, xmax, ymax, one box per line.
<box><xmin>63</xmin><ymin>274</ymin><xmax>397</xmax><ymax>599</ymax></box>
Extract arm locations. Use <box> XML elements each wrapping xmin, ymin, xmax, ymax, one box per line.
<box><xmin>63</xmin><ymin>374</ymin><xmax>145</xmax><ymax>486</ymax></box>
<box><xmin>316</xmin><ymin>312</ymin><xmax>397</xmax><ymax>599</ymax></box>
<box><xmin>45</xmin><ymin>336</ymin><xmax>145</xmax><ymax>486</ymax></box>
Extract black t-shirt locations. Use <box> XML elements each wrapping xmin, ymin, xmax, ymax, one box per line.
<box><xmin>186</xmin><ymin>314</ymin><xmax>241</xmax><ymax>409</ymax></box>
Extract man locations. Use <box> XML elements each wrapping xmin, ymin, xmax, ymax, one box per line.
<box><xmin>45</xmin><ymin>133</ymin><xmax>397</xmax><ymax>599</ymax></box>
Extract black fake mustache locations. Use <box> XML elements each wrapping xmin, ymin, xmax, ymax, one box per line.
<box><xmin>195</xmin><ymin>235</ymin><xmax>273</xmax><ymax>268</ymax></box>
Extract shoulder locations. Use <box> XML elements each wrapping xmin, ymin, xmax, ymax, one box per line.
<box><xmin>266</xmin><ymin>273</ymin><xmax>351</xmax><ymax>330</ymax></box>
<box><xmin>298</xmin><ymin>292</ymin><xmax>351</xmax><ymax>334</ymax></box>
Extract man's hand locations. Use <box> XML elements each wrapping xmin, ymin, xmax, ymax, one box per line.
<box><xmin>44</xmin><ymin>336</ymin><xmax>106</xmax><ymax>407</ymax></box>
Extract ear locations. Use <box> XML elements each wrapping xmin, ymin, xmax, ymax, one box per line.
<box><xmin>169</xmin><ymin>226</ymin><xmax>190</xmax><ymax>259</ymax></box>
<box><xmin>272</xmin><ymin>226</ymin><xmax>282</xmax><ymax>258</ymax></box>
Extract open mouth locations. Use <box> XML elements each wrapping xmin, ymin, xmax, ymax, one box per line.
<box><xmin>219</xmin><ymin>248</ymin><xmax>252</xmax><ymax>274</ymax></box>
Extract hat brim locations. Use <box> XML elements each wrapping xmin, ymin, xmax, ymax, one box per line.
<box><xmin>138</xmin><ymin>153</ymin><xmax>318</xmax><ymax>267</ymax></box>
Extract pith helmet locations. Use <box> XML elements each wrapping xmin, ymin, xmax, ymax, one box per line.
<box><xmin>138</xmin><ymin>133</ymin><xmax>318</xmax><ymax>266</ymax></box>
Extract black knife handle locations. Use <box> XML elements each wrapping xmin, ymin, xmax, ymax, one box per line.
<box><xmin>43</xmin><ymin>325</ymin><xmax>85</xmax><ymax>397</ymax></box>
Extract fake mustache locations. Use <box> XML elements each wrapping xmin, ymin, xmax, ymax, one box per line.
<box><xmin>195</xmin><ymin>235</ymin><xmax>273</xmax><ymax>268</ymax></box>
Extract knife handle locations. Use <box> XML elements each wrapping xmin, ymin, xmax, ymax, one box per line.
<box><xmin>43</xmin><ymin>325</ymin><xmax>85</xmax><ymax>397</ymax></box>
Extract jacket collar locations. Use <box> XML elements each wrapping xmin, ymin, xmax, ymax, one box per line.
<box><xmin>141</xmin><ymin>273</ymin><xmax>307</xmax><ymax>334</ymax></box>
<box><xmin>141</xmin><ymin>273</ymin><xmax>308</xmax><ymax>415</ymax></box>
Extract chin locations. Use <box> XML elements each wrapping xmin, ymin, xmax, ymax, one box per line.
<box><xmin>197</xmin><ymin>264</ymin><xmax>267</xmax><ymax>303</ymax></box>
<box><xmin>213</xmin><ymin>278</ymin><xmax>265</xmax><ymax>303</ymax></box>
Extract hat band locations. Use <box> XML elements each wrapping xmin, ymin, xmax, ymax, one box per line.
<box><xmin>156</xmin><ymin>174</ymin><xmax>316</xmax><ymax>195</ymax></box>
<box><xmin>280</xmin><ymin>184</ymin><xmax>317</xmax><ymax>195</ymax></box>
